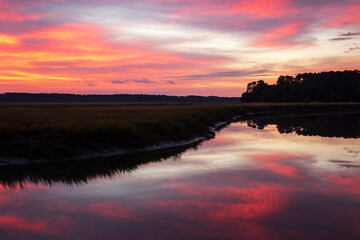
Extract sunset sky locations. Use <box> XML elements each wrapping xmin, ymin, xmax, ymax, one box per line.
<box><xmin>1</xmin><ymin>0</ymin><xmax>359</xmax><ymax>96</ymax></box>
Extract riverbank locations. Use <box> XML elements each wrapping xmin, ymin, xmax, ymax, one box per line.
<box><xmin>1</xmin><ymin>102</ymin><xmax>360</xmax><ymax>164</ymax></box>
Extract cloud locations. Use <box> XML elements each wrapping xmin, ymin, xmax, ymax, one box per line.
<box><xmin>339</xmin><ymin>32</ymin><xmax>360</xmax><ymax>37</ymax></box>
<box><xmin>345</xmin><ymin>47</ymin><xmax>360</xmax><ymax>53</ymax></box>
<box><xmin>328</xmin><ymin>160</ymin><xmax>352</xmax><ymax>164</ymax></box>
<box><xmin>132</xmin><ymin>78</ymin><xmax>155</xmax><ymax>84</ymax></box>
<box><xmin>0</xmin><ymin>0</ymin><xmax>360</xmax><ymax>95</ymax></box>
<box><xmin>85</xmin><ymin>81</ymin><xmax>95</xmax><ymax>86</ymax></box>
<box><xmin>168</xmin><ymin>70</ymin><xmax>271</xmax><ymax>80</ymax></box>
<box><xmin>252</xmin><ymin>22</ymin><xmax>313</xmax><ymax>48</ymax></box>
<box><xmin>330</xmin><ymin>37</ymin><xmax>354</xmax><ymax>41</ymax></box>
<box><xmin>111</xmin><ymin>79</ymin><xmax>156</xmax><ymax>84</ymax></box>
<box><xmin>154</xmin><ymin>0</ymin><xmax>292</xmax><ymax>18</ymax></box>
<box><xmin>330</xmin><ymin>31</ymin><xmax>360</xmax><ymax>41</ymax></box>
<box><xmin>325</xmin><ymin>4</ymin><xmax>360</xmax><ymax>27</ymax></box>
<box><xmin>111</xmin><ymin>80</ymin><xmax>126</xmax><ymax>84</ymax></box>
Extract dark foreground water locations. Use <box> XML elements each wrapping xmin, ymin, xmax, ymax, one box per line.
<box><xmin>1</xmin><ymin>113</ymin><xmax>360</xmax><ymax>240</ymax></box>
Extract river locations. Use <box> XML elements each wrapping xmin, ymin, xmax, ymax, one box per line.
<box><xmin>0</xmin><ymin>113</ymin><xmax>359</xmax><ymax>239</ymax></box>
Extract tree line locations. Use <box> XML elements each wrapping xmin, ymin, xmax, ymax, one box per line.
<box><xmin>241</xmin><ymin>70</ymin><xmax>360</xmax><ymax>102</ymax></box>
<box><xmin>0</xmin><ymin>93</ymin><xmax>240</xmax><ymax>103</ymax></box>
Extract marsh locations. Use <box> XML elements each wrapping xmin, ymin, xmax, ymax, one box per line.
<box><xmin>0</xmin><ymin>113</ymin><xmax>359</xmax><ymax>239</ymax></box>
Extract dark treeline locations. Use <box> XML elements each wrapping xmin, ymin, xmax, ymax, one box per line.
<box><xmin>0</xmin><ymin>93</ymin><xmax>239</xmax><ymax>103</ymax></box>
<box><xmin>241</xmin><ymin>70</ymin><xmax>360</xmax><ymax>102</ymax></box>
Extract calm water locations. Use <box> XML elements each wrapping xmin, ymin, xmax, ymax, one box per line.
<box><xmin>1</xmin><ymin>113</ymin><xmax>360</xmax><ymax>240</ymax></box>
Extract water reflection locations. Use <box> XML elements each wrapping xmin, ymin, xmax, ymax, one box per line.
<box><xmin>0</xmin><ymin>113</ymin><xmax>360</xmax><ymax>239</ymax></box>
<box><xmin>246</xmin><ymin>112</ymin><xmax>360</xmax><ymax>138</ymax></box>
<box><xmin>0</xmin><ymin>143</ymin><xmax>201</xmax><ymax>189</ymax></box>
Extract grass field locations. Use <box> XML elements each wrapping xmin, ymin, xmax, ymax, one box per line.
<box><xmin>1</xmin><ymin>102</ymin><xmax>360</xmax><ymax>160</ymax></box>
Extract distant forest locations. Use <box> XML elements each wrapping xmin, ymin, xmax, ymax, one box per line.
<box><xmin>0</xmin><ymin>93</ymin><xmax>239</xmax><ymax>103</ymax></box>
<box><xmin>241</xmin><ymin>70</ymin><xmax>360</xmax><ymax>102</ymax></box>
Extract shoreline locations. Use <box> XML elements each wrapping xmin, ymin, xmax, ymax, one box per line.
<box><xmin>1</xmin><ymin>103</ymin><xmax>360</xmax><ymax>165</ymax></box>
<box><xmin>0</xmin><ymin>115</ymin><xmax>243</xmax><ymax>166</ymax></box>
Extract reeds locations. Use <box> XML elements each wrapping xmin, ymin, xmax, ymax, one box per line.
<box><xmin>0</xmin><ymin>102</ymin><xmax>359</xmax><ymax>159</ymax></box>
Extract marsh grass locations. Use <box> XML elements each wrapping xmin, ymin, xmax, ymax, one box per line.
<box><xmin>1</xmin><ymin>102</ymin><xmax>359</xmax><ymax>159</ymax></box>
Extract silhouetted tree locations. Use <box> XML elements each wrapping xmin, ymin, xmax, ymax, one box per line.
<box><xmin>240</xmin><ymin>70</ymin><xmax>360</xmax><ymax>102</ymax></box>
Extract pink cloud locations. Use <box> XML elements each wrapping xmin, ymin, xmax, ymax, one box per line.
<box><xmin>0</xmin><ymin>0</ymin><xmax>47</xmax><ymax>22</ymax></box>
<box><xmin>0</xmin><ymin>214</ymin><xmax>47</xmax><ymax>233</ymax></box>
<box><xmin>153</xmin><ymin>0</ymin><xmax>292</xmax><ymax>18</ymax></box>
<box><xmin>325</xmin><ymin>4</ymin><xmax>360</xmax><ymax>27</ymax></box>
<box><xmin>246</xmin><ymin>152</ymin><xmax>312</xmax><ymax>178</ymax></box>
<box><xmin>0</xmin><ymin>0</ymin><xmax>359</xmax><ymax>95</ymax></box>
<box><xmin>0</xmin><ymin>21</ymin><xmax>231</xmax><ymax>91</ymax></box>
<box><xmin>252</xmin><ymin>22</ymin><xmax>309</xmax><ymax>48</ymax></box>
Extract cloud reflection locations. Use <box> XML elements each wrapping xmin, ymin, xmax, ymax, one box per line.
<box><xmin>0</xmin><ymin>114</ymin><xmax>359</xmax><ymax>239</ymax></box>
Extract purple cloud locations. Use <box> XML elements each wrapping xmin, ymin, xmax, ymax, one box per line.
<box><xmin>111</xmin><ymin>79</ymin><xmax>155</xmax><ymax>84</ymax></box>
<box><xmin>168</xmin><ymin>70</ymin><xmax>271</xmax><ymax>80</ymax></box>
<box><xmin>339</xmin><ymin>32</ymin><xmax>360</xmax><ymax>37</ymax></box>
<box><xmin>132</xmin><ymin>79</ymin><xmax>155</xmax><ymax>84</ymax></box>
<box><xmin>330</xmin><ymin>37</ymin><xmax>354</xmax><ymax>41</ymax></box>
<box><xmin>111</xmin><ymin>80</ymin><xmax>126</xmax><ymax>84</ymax></box>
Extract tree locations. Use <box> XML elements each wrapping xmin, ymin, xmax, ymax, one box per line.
<box><xmin>240</xmin><ymin>70</ymin><xmax>360</xmax><ymax>102</ymax></box>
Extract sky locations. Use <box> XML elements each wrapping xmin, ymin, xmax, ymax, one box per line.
<box><xmin>0</xmin><ymin>0</ymin><xmax>359</xmax><ymax>96</ymax></box>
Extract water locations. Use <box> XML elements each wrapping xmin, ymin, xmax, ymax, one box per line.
<box><xmin>1</xmin><ymin>113</ymin><xmax>360</xmax><ymax>240</ymax></box>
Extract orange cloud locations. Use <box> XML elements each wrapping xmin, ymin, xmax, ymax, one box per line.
<box><xmin>0</xmin><ymin>21</ymin><xmax>230</xmax><ymax>93</ymax></box>
<box><xmin>0</xmin><ymin>34</ymin><xmax>18</xmax><ymax>45</ymax></box>
<box><xmin>0</xmin><ymin>0</ymin><xmax>359</xmax><ymax>95</ymax></box>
